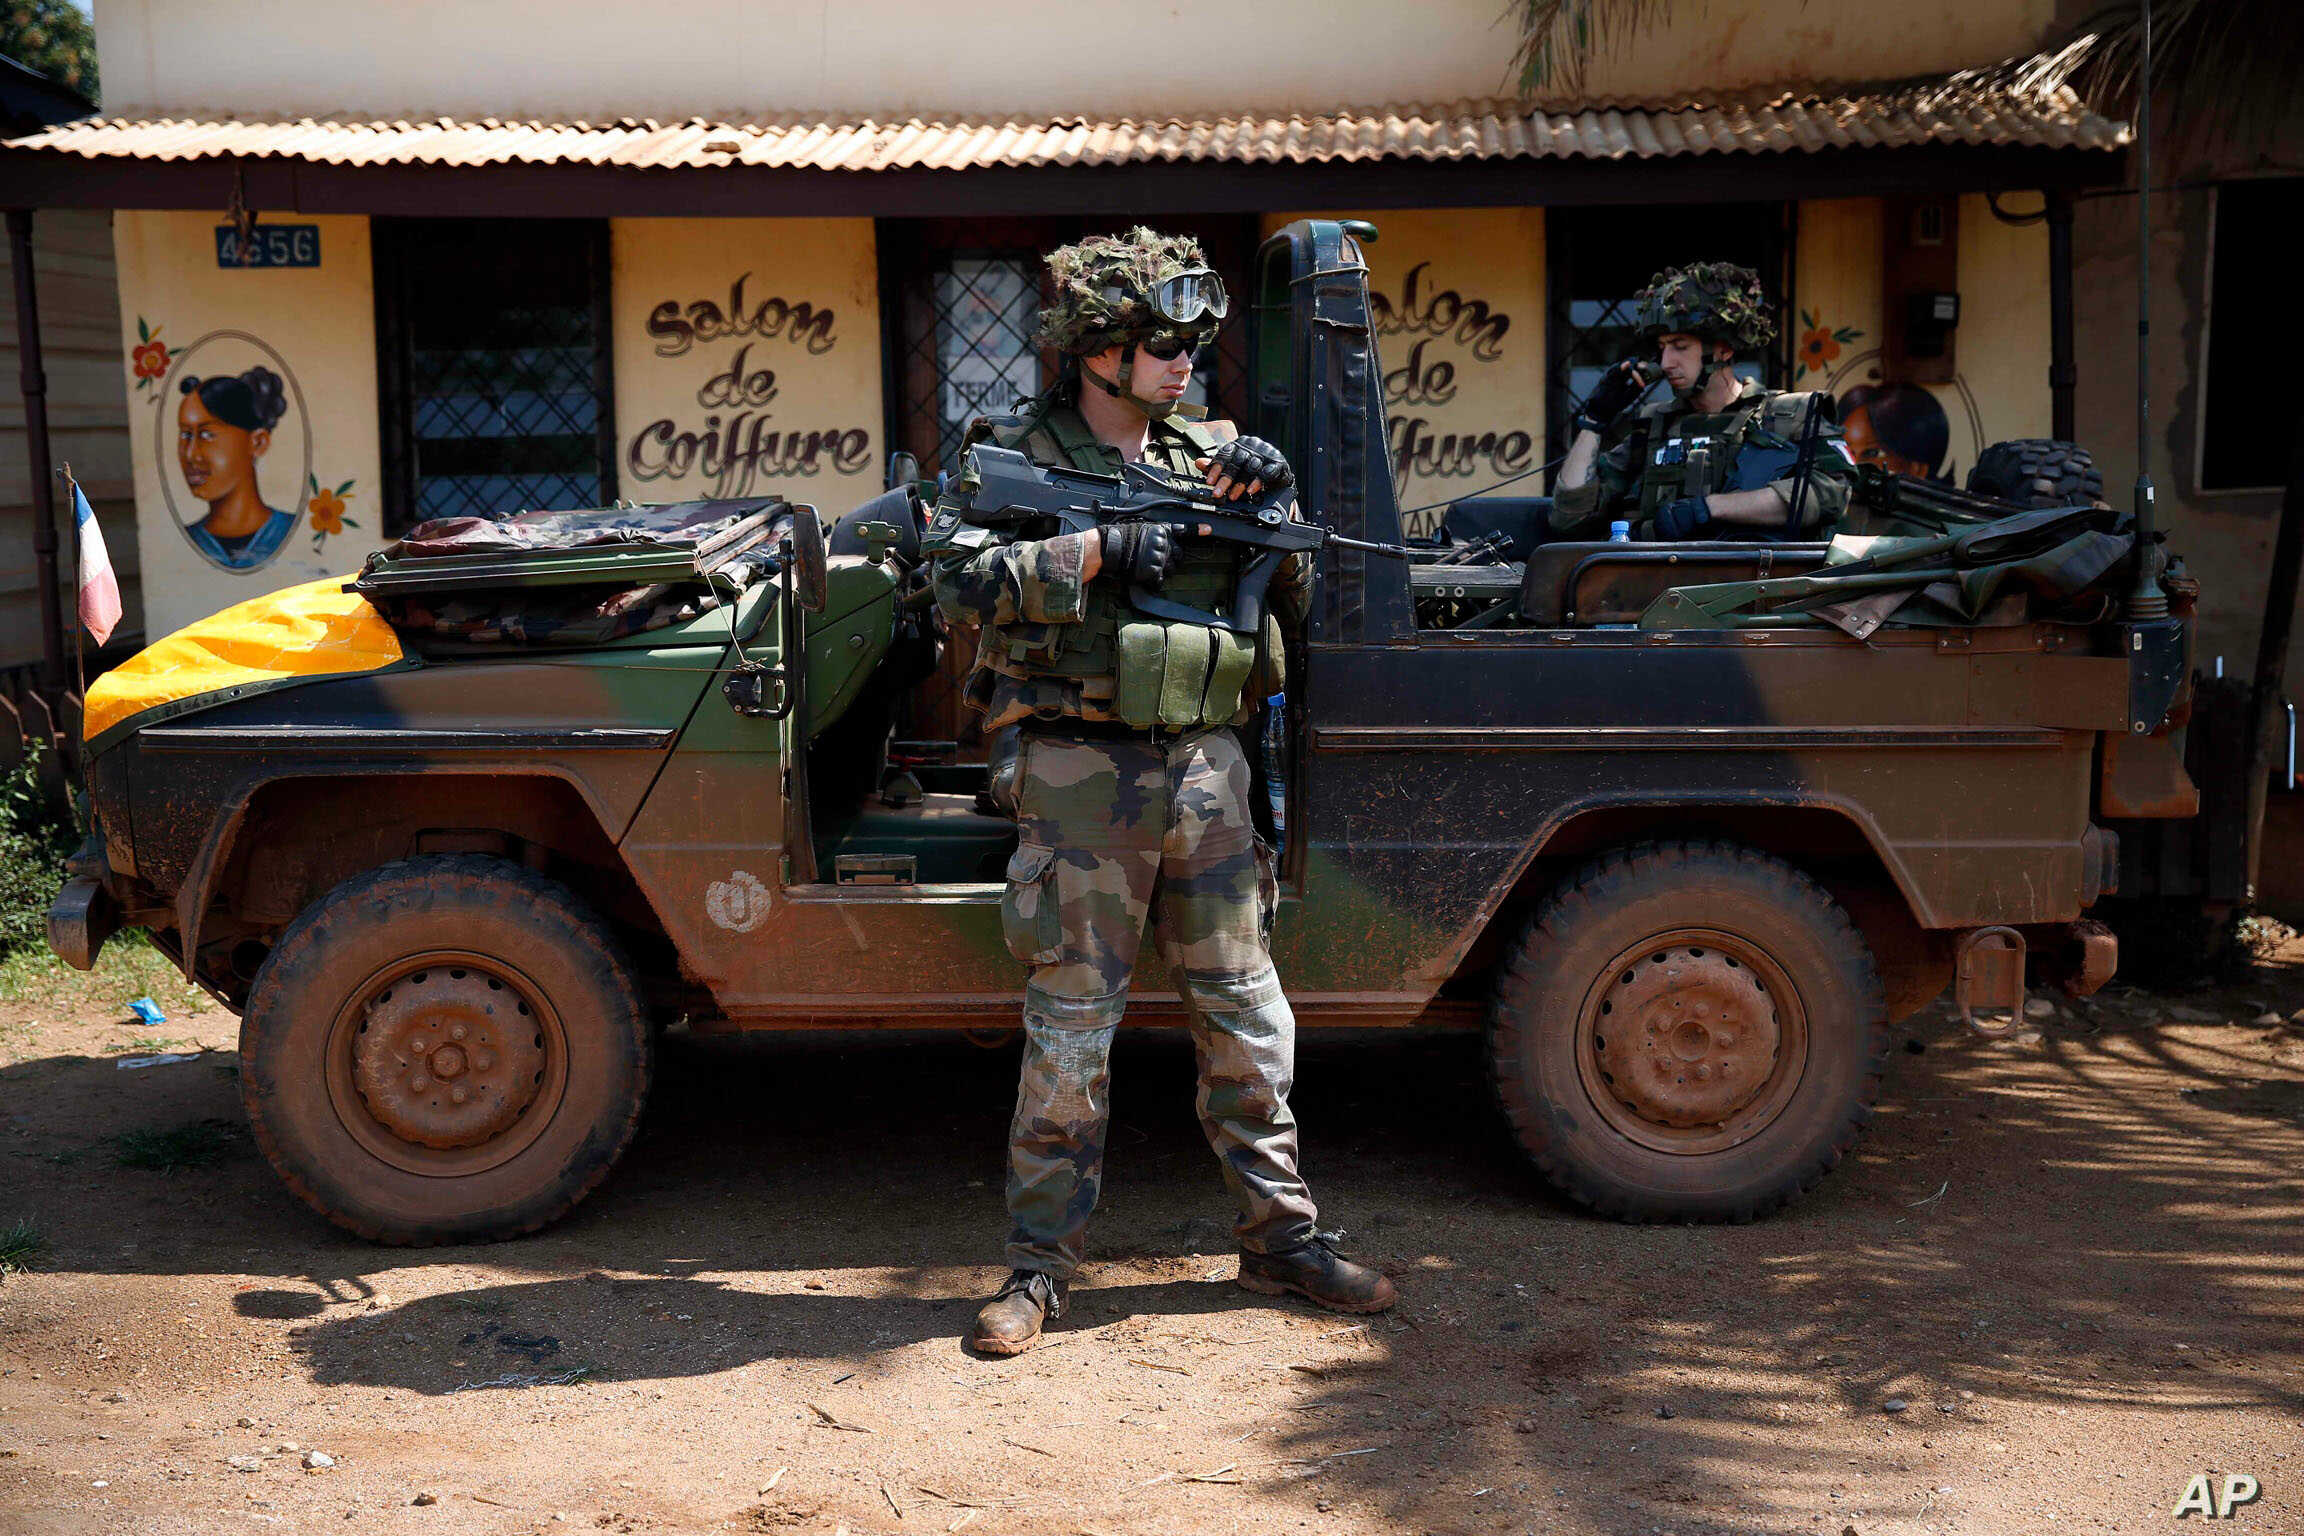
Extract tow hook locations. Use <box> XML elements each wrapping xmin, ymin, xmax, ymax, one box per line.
<box><xmin>1953</xmin><ymin>926</ymin><xmax>2026</xmax><ymax>1038</ymax></box>
<box><xmin>2059</xmin><ymin>919</ymin><xmax>2119</xmax><ymax>998</ymax></box>
<box><xmin>48</xmin><ymin>875</ymin><xmax>119</xmax><ymax>972</ymax></box>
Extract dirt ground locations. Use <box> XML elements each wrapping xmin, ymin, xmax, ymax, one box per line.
<box><xmin>2</xmin><ymin>938</ymin><xmax>2301</xmax><ymax>1536</ymax></box>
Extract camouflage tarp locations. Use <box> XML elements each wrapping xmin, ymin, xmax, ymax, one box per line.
<box><xmin>364</xmin><ymin>499</ymin><xmax>797</xmax><ymax>644</ymax></box>
<box><xmin>386</xmin><ymin>500</ymin><xmax>768</xmax><ymax>559</ymax></box>
<box><xmin>373</xmin><ymin>581</ymin><xmax>722</xmax><ymax>647</ymax></box>
<box><xmin>1640</xmin><ymin>504</ymin><xmax>2133</xmax><ymax>636</ymax></box>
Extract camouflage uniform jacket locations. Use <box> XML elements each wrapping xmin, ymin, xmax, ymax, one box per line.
<box><xmin>1554</xmin><ymin>379</ymin><xmax>1853</xmax><ymax>539</ymax></box>
<box><xmin>925</xmin><ymin>389</ymin><xmax>1309</xmax><ymax>730</ymax></box>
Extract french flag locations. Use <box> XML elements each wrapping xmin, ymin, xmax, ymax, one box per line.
<box><xmin>71</xmin><ymin>477</ymin><xmax>122</xmax><ymax>648</ymax></box>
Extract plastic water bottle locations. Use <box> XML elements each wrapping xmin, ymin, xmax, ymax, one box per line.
<box><xmin>1609</xmin><ymin>520</ymin><xmax>1632</xmax><ymax>543</ymax></box>
<box><xmin>1262</xmin><ymin>693</ymin><xmax>1288</xmax><ymax>849</ymax></box>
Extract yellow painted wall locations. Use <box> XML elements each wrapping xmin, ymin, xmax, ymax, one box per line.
<box><xmin>1791</xmin><ymin>197</ymin><xmax>1883</xmax><ymax>389</ymax></box>
<box><xmin>1951</xmin><ymin>193</ymin><xmax>2052</xmax><ymax>450</ymax></box>
<box><xmin>610</xmin><ymin>218</ymin><xmax>884</xmax><ymax>523</ymax></box>
<box><xmin>111</xmin><ymin>211</ymin><xmax>381</xmax><ymax>638</ymax></box>
<box><xmin>1791</xmin><ymin>195</ymin><xmax>2048</xmax><ymax>484</ymax></box>
<box><xmin>1266</xmin><ymin>209</ymin><xmax>1546</xmax><ymax>539</ymax></box>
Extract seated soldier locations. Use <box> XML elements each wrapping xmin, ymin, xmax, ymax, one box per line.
<box><xmin>1555</xmin><ymin>263</ymin><xmax>1852</xmax><ymax>542</ymax></box>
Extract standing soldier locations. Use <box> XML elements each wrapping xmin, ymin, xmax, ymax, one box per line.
<box><xmin>1555</xmin><ymin>262</ymin><xmax>1852</xmax><ymax>540</ymax></box>
<box><xmin>924</xmin><ymin>228</ymin><xmax>1398</xmax><ymax>1357</ymax></box>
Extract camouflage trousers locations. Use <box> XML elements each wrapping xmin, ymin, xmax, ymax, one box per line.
<box><xmin>998</xmin><ymin>726</ymin><xmax>1317</xmax><ymax>1280</ymax></box>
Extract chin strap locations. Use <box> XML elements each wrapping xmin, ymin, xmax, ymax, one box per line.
<box><xmin>1680</xmin><ymin>350</ymin><xmax>1728</xmax><ymax>404</ymax></box>
<box><xmin>1081</xmin><ymin>344</ymin><xmax>1182</xmax><ymax>420</ymax></box>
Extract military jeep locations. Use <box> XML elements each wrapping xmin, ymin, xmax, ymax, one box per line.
<box><xmin>50</xmin><ymin>220</ymin><xmax>2195</xmax><ymax>1244</ymax></box>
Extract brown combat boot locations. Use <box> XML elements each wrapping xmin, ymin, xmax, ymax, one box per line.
<box><xmin>969</xmin><ymin>1269</ymin><xmax>1067</xmax><ymax>1356</ymax></box>
<box><xmin>1237</xmin><ymin>1235</ymin><xmax>1397</xmax><ymax>1314</ymax></box>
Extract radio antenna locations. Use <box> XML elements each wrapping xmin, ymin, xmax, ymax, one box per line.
<box><xmin>2129</xmin><ymin>0</ymin><xmax>2167</xmax><ymax>615</ymax></box>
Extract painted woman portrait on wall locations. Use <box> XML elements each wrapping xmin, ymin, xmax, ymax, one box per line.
<box><xmin>1837</xmin><ymin>381</ymin><xmax>1954</xmax><ymax>481</ymax></box>
<box><xmin>175</xmin><ymin>367</ymin><xmax>297</xmax><ymax>568</ymax></box>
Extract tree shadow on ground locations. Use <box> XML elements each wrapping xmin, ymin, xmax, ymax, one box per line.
<box><xmin>1238</xmin><ymin>979</ymin><xmax>2304</xmax><ymax>1534</ymax></box>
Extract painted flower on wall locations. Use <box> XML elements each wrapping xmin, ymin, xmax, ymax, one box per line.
<box><xmin>1795</xmin><ymin>309</ymin><xmax>1864</xmax><ymax>380</ymax></box>
<box><xmin>306</xmin><ymin>473</ymin><xmax>359</xmax><ymax>549</ymax></box>
<box><xmin>129</xmin><ymin>317</ymin><xmax>180</xmax><ymax>396</ymax></box>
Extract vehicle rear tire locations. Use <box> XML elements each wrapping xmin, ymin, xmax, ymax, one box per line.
<box><xmin>1488</xmin><ymin>841</ymin><xmax>1887</xmax><ymax>1222</ymax></box>
<box><xmin>241</xmin><ymin>854</ymin><xmax>651</xmax><ymax>1245</ymax></box>
<box><xmin>1967</xmin><ymin>438</ymin><xmax>2103</xmax><ymax>509</ymax></box>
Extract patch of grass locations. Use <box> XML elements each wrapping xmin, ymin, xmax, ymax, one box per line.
<box><xmin>113</xmin><ymin>1118</ymin><xmax>239</xmax><ymax>1173</ymax></box>
<box><xmin>0</xmin><ymin>749</ymin><xmax>75</xmax><ymax>964</ymax></box>
<box><xmin>105</xmin><ymin>1035</ymin><xmax>195</xmax><ymax>1054</ymax></box>
<box><xmin>444</xmin><ymin>1294</ymin><xmax>512</xmax><ymax>1315</ymax></box>
<box><xmin>0</xmin><ymin>1220</ymin><xmax>41</xmax><ymax>1276</ymax></box>
<box><xmin>0</xmin><ymin>936</ymin><xmax>207</xmax><ymax>1016</ymax></box>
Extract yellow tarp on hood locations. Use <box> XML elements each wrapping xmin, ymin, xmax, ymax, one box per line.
<box><xmin>84</xmin><ymin>576</ymin><xmax>403</xmax><ymax>743</ymax></box>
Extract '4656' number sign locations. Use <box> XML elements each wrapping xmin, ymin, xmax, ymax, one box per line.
<box><xmin>214</xmin><ymin>224</ymin><xmax>320</xmax><ymax>269</ymax></box>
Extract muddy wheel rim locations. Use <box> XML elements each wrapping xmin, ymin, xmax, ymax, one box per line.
<box><xmin>1574</xmin><ymin>929</ymin><xmax>1809</xmax><ymax>1155</ymax></box>
<box><xmin>324</xmin><ymin>951</ymin><xmax>568</xmax><ymax>1177</ymax></box>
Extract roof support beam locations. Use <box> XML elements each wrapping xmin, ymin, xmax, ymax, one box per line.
<box><xmin>2047</xmin><ymin>187</ymin><xmax>2077</xmax><ymax>442</ymax></box>
<box><xmin>6</xmin><ymin>207</ymin><xmax>64</xmax><ymax>691</ymax></box>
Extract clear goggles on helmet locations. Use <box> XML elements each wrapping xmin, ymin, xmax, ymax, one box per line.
<box><xmin>1149</xmin><ymin>268</ymin><xmax>1228</xmax><ymax>326</ymax></box>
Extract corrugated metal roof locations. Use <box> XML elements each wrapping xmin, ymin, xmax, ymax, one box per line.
<box><xmin>3</xmin><ymin>73</ymin><xmax>2127</xmax><ymax>171</ymax></box>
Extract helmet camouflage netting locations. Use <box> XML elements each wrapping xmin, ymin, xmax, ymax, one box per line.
<box><xmin>1634</xmin><ymin>262</ymin><xmax>1776</xmax><ymax>352</ymax></box>
<box><xmin>1033</xmin><ymin>227</ymin><xmax>1213</xmax><ymax>355</ymax></box>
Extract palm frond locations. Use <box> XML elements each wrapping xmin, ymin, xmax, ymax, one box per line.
<box><xmin>1974</xmin><ymin>0</ymin><xmax>2303</xmax><ymax>144</ymax></box>
<box><xmin>1505</xmin><ymin>0</ymin><xmax>2297</xmax><ymax>150</ymax></box>
<box><xmin>1505</xmin><ymin>0</ymin><xmax>1676</xmax><ymax>98</ymax></box>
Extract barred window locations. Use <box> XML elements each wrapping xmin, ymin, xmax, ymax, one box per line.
<box><xmin>375</xmin><ymin>219</ymin><xmax>615</xmax><ymax>533</ymax></box>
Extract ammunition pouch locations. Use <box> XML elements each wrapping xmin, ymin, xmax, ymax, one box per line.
<box><xmin>1109</xmin><ymin>546</ymin><xmax>1260</xmax><ymax>729</ymax></box>
<box><xmin>1640</xmin><ymin>436</ymin><xmax>1720</xmax><ymax>517</ymax></box>
<box><xmin>1113</xmin><ymin>620</ymin><xmax>1257</xmax><ymax>728</ymax></box>
<box><xmin>985</xmin><ymin>542</ymin><xmax>1269</xmax><ymax>730</ymax></box>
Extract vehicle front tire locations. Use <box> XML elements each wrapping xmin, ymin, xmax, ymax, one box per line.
<box><xmin>1488</xmin><ymin>841</ymin><xmax>1887</xmax><ymax>1222</ymax></box>
<box><xmin>241</xmin><ymin>855</ymin><xmax>651</xmax><ymax>1245</ymax></box>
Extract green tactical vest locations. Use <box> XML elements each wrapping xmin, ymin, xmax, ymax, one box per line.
<box><xmin>974</xmin><ymin>395</ymin><xmax>1268</xmax><ymax>730</ymax></box>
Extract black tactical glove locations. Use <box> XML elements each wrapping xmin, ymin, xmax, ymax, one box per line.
<box><xmin>1653</xmin><ymin>495</ymin><xmax>1713</xmax><ymax>540</ymax></box>
<box><xmin>1101</xmin><ymin>520</ymin><xmax>1176</xmax><ymax>588</ymax></box>
<box><xmin>1574</xmin><ymin>359</ymin><xmax>1653</xmax><ymax>436</ymax></box>
<box><xmin>1203</xmin><ymin>435</ymin><xmax>1294</xmax><ymax>499</ymax></box>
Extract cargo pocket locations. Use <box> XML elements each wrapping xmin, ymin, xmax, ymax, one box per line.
<box><xmin>1000</xmin><ymin>841</ymin><xmax>1064</xmax><ymax>965</ymax></box>
<box><xmin>1252</xmin><ymin>838</ymin><xmax>1280</xmax><ymax>947</ymax></box>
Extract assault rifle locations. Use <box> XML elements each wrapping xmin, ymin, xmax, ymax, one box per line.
<box><xmin>1848</xmin><ymin>463</ymin><xmax>2041</xmax><ymax>532</ymax></box>
<box><xmin>952</xmin><ymin>444</ymin><xmax>1409</xmax><ymax>633</ymax></box>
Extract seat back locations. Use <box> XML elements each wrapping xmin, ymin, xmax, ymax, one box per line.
<box><xmin>1438</xmin><ymin>496</ymin><xmax>1552</xmax><ymax>561</ymax></box>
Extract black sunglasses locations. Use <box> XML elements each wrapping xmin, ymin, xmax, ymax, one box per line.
<box><xmin>1142</xmin><ymin>332</ymin><xmax>1203</xmax><ymax>361</ymax></box>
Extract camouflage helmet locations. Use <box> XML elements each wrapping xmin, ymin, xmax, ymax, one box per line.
<box><xmin>1032</xmin><ymin>227</ymin><xmax>1225</xmax><ymax>355</ymax></box>
<box><xmin>1633</xmin><ymin>262</ymin><xmax>1776</xmax><ymax>352</ymax></box>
